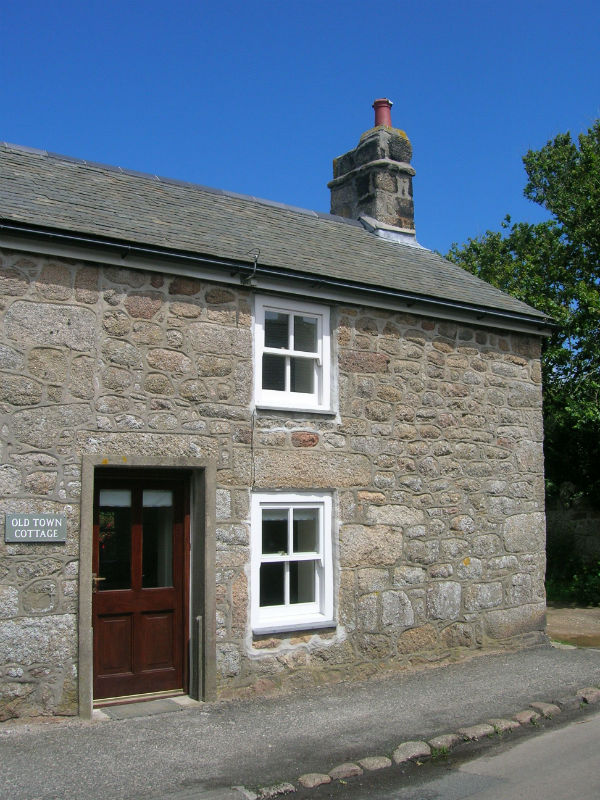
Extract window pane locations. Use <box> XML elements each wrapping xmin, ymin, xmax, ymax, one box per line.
<box><xmin>290</xmin><ymin>560</ymin><xmax>316</xmax><ymax>604</ymax></box>
<box><xmin>263</xmin><ymin>354</ymin><xmax>286</xmax><ymax>390</ymax></box>
<box><xmin>294</xmin><ymin>315</ymin><xmax>317</xmax><ymax>352</ymax></box>
<box><xmin>264</xmin><ymin>311</ymin><xmax>289</xmax><ymax>348</ymax></box>
<box><xmin>262</xmin><ymin>509</ymin><xmax>288</xmax><ymax>554</ymax></box>
<box><xmin>98</xmin><ymin>507</ymin><xmax>131</xmax><ymax>590</ymax></box>
<box><xmin>293</xmin><ymin>509</ymin><xmax>318</xmax><ymax>552</ymax></box>
<box><xmin>143</xmin><ymin>490</ymin><xmax>173</xmax><ymax>507</ymax></box>
<box><xmin>290</xmin><ymin>357</ymin><xmax>314</xmax><ymax>393</ymax></box>
<box><xmin>142</xmin><ymin>491</ymin><xmax>173</xmax><ymax>588</ymax></box>
<box><xmin>99</xmin><ymin>489</ymin><xmax>131</xmax><ymax>507</ymax></box>
<box><xmin>260</xmin><ymin>563</ymin><xmax>285</xmax><ymax>606</ymax></box>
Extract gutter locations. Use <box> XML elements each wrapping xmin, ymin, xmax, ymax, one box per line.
<box><xmin>0</xmin><ymin>220</ymin><xmax>554</xmax><ymax>335</ymax></box>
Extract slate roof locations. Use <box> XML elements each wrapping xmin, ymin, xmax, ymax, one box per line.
<box><xmin>0</xmin><ymin>142</ymin><xmax>548</xmax><ymax>325</ymax></box>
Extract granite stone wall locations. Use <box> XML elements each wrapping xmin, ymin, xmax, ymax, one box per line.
<box><xmin>0</xmin><ymin>247</ymin><xmax>546</xmax><ymax>718</ymax></box>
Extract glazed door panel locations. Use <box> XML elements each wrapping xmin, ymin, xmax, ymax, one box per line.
<box><xmin>92</xmin><ymin>475</ymin><xmax>189</xmax><ymax>700</ymax></box>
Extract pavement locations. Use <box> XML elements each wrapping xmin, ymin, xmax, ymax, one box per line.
<box><xmin>1</xmin><ymin>617</ymin><xmax>600</xmax><ymax>800</ymax></box>
<box><xmin>546</xmin><ymin>602</ymin><xmax>600</xmax><ymax>647</ymax></box>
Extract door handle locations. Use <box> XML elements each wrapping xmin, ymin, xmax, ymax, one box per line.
<box><xmin>92</xmin><ymin>573</ymin><xmax>106</xmax><ymax>593</ymax></box>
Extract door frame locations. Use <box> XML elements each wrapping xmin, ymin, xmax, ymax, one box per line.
<box><xmin>78</xmin><ymin>455</ymin><xmax>217</xmax><ymax>719</ymax></box>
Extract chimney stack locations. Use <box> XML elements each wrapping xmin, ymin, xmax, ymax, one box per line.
<box><xmin>328</xmin><ymin>98</ymin><xmax>416</xmax><ymax>239</ymax></box>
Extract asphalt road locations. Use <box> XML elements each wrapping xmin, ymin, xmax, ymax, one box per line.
<box><xmin>296</xmin><ymin>708</ymin><xmax>600</xmax><ymax>800</ymax></box>
<box><xmin>1</xmin><ymin>646</ymin><xmax>599</xmax><ymax>800</ymax></box>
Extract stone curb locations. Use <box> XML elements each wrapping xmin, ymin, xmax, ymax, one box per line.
<box><xmin>234</xmin><ymin>683</ymin><xmax>600</xmax><ymax>797</ymax></box>
<box><xmin>456</xmin><ymin>723</ymin><xmax>495</xmax><ymax>741</ymax></box>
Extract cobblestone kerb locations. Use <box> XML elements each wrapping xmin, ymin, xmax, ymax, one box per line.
<box><xmin>236</xmin><ymin>684</ymin><xmax>600</xmax><ymax>797</ymax></box>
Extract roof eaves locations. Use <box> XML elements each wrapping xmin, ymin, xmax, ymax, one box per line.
<box><xmin>0</xmin><ymin>218</ymin><xmax>555</xmax><ymax>334</ymax></box>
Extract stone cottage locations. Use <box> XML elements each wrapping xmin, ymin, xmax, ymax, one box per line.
<box><xmin>0</xmin><ymin>99</ymin><xmax>551</xmax><ymax>720</ymax></box>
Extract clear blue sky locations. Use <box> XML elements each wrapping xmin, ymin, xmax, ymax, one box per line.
<box><xmin>2</xmin><ymin>0</ymin><xmax>599</xmax><ymax>254</ymax></box>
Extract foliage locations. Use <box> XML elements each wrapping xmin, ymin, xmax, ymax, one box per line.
<box><xmin>546</xmin><ymin>558</ymin><xmax>600</xmax><ymax>606</ymax></box>
<box><xmin>446</xmin><ymin>120</ymin><xmax>600</xmax><ymax>502</ymax></box>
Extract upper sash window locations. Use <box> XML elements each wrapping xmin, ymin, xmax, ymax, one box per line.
<box><xmin>254</xmin><ymin>296</ymin><xmax>331</xmax><ymax>411</ymax></box>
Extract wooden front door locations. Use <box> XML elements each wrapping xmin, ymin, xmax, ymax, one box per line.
<box><xmin>92</xmin><ymin>473</ymin><xmax>189</xmax><ymax>701</ymax></box>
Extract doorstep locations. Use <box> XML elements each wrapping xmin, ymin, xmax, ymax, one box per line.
<box><xmin>94</xmin><ymin>695</ymin><xmax>202</xmax><ymax>721</ymax></box>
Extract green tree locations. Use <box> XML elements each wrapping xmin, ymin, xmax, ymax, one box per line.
<box><xmin>446</xmin><ymin>120</ymin><xmax>600</xmax><ymax>501</ymax></box>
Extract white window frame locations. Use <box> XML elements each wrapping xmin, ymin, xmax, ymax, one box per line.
<box><xmin>251</xmin><ymin>492</ymin><xmax>334</xmax><ymax>634</ymax></box>
<box><xmin>254</xmin><ymin>295</ymin><xmax>331</xmax><ymax>412</ymax></box>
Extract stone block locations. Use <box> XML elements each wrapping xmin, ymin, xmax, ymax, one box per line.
<box><xmin>503</xmin><ymin>513</ymin><xmax>546</xmax><ymax>553</ymax></box>
<box><xmin>0</xmin><ymin>373</ymin><xmax>43</xmax><ymax>406</ymax></box>
<box><xmin>392</xmin><ymin>741</ymin><xmax>431</xmax><ymax>764</ymax></box>
<box><xmin>355</xmin><ymin>633</ymin><xmax>391</xmax><ymax>659</ymax></box>
<box><xmin>0</xmin><ymin>614</ymin><xmax>75</xmax><ymax>665</ymax></box>
<box><xmin>429</xmin><ymin>564</ymin><xmax>453</xmax><ymax>578</ymax></box>
<box><xmin>529</xmin><ymin>701</ymin><xmax>560</xmax><ymax>718</ymax></box>
<box><xmin>358</xmin><ymin>756</ymin><xmax>392</xmax><ymax>771</ymax></box>
<box><xmin>457</xmin><ymin>723</ymin><xmax>495</xmax><ymax>740</ymax></box>
<box><xmin>505</xmin><ymin>573</ymin><xmax>542</xmax><ymax>605</ymax></box>
<box><xmin>357</xmin><ymin>593</ymin><xmax>379</xmax><ymax>630</ymax></box>
<box><xmin>216</xmin><ymin>643</ymin><xmax>241</xmax><ymax>678</ymax></box>
<box><xmin>147</xmin><ymin>348</ymin><xmax>192</xmax><ymax>374</ymax></box>
<box><xmin>381</xmin><ymin>590</ymin><xmax>414</xmax><ymax>629</ymax></box>
<box><xmin>440</xmin><ymin>538</ymin><xmax>468</xmax><ymax>559</ymax></box>
<box><xmin>440</xmin><ymin>622</ymin><xmax>481</xmax><ymax>649</ymax></box>
<box><xmin>0</xmin><ymin>585</ymin><xmax>19</xmax><ymax>618</ymax></box>
<box><xmin>357</xmin><ymin>568</ymin><xmax>389</xmax><ymax>593</ymax></box>
<box><xmin>258</xmin><ymin>783</ymin><xmax>296</xmax><ymax>797</ymax></box>
<box><xmin>427</xmin><ymin>582</ymin><xmax>461</xmax><ymax>620</ymax></box>
<box><xmin>577</xmin><ymin>687</ymin><xmax>600</xmax><ymax>704</ymax></box>
<box><xmin>145</xmin><ymin>373</ymin><xmax>175</xmax><ymax>395</ymax></box>
<box><xmin>298</xmin><ymin>773</ymin><xmax>331</xmax><ymax>788</ymax></box>
<box><xmin>5</xmin><ymin>303</ymin><xmax>96</xmax><ymax>353</ymax></box>
<box><xmin>37</xmin><ymin>262</ymin><xmax>72</xmax><ymax>299</ymax></box>
<box><xmin>69</xmin><ymin>356</ymin><xmax>95</xmax><ymax>399</ymax></box>
<box><xmin>464</xmin><ymin>582</ymin><xmax>503</xmax><ymax>612</ymax></box>
<box><xmin>428</xmin><ymin>733</ymin><xmax>461</xmax><ymax>751</ymax></box>
<box><xmin>483</xmin><ymin>602</ymin><xmax>546</xmax><ymax>639</ymax></box>
<box><xmin>329</xmin><ymin>763</ymin><xmax>363</xmax><ymax>779</ymax></box>
<box><xmin>291</xmin><ymin>432</ymin><xmax>319</xmax><ymax>448</ymax></box>
<box><xmin>339</xmin><ymin>351</ymin><xmax>390</xmax><ymax>373</ymax></box>
<box><xmin>366</xmin><ymin>505</ymin><xmax>425</xmax><ymax>527</ymax></box>
<box><xmin>124</xmin><ymin>292</ymin><xmax>162</xmax><ymax>319</ymax></box>
<box><xmin>106</xmin><ymin>266</ymin><xmax>146</xmax><ymax>287</ymax></box>
<box><xmin>254</xmin><ymin>451</ymin><xmax>370</xmax><ymax>489</ymax></box>
<box><xmin>405</xmin><ymin>540</ymin><xmax>440</xmax><ymax>565</ymax></box>
<box><xmin>196</xmin><ymin>355</ymin><xmax>233</xmax><ymax>377</ymax></box>
<box><xmin>24</xmin><ymin>471</ymin><xmax>57</xmax><ymax>495</ymax></box>
<box><xmin>0</xmin><ymin>465</ymin><xmax>21</xmax><ymax>496</ymax></box>
<box><xmin>74</xmin><ymin>266</ymin><xmax>99</xmax><ymax>303</ymax></box>
<box><xmin>487</xmin><ymin>718</ymin><xmax>520</xmax><ymax>732</ymax></box>
<box><xmin>512</xmin><ymin>709</ymin><xmax>540</xmax><ymax>724</ymax></box>
<box><xmin>0</xmin><ymin>266</ymin><xmax>29</xmax><ymax>296</ymax></box>
<box><xmin>340</xmin><ymin>525</ymin><xmax>403</xmax><ymax>567</ymax></box>
<box><xmin>486</xmin><ymin>555</ymin><xmax>519</xmax><ymax>574</ymax></box>
<box><xmin>0</xmin><ymin>344</ymin><xmax>24</xmax><ymax>371</ymax></box>
<box><xmin>393</xmin><ymin>566</ymin><xmax>426</xmax><ymax>586</ymax></box>
<box><xmin>12</xmin><ymin>404</ymin><xmax>92</xmax><ymax>448</ymax></box>
<box><xmin>397</xmin><ymin>623</ymin><xmax>438</xmax><ymax>654</ymax></box>
<box><xmin>101</xmin><ymin>365</ymin><xmax>132</xmax><ymax>391</ymax></box>
<box><xmin>21</xmin><ymin>579</ymin><xmax>59</xmax><ymax>614</ymax></box>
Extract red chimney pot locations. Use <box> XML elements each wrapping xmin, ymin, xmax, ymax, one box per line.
<box><xmin>373</xmin><ymin>98</ymin><xmax>393</xmax><ymax>127</ymax></box>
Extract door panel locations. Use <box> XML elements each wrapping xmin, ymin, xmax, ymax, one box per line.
<box><xmin>140</xmin><ymin>612</ymin><xmax>175</xmax><ymax>670</ymax></box>
<box><xmin>97</xmin><ymin>615</ymin><xmax>133</xmax><ymax>675</ymax></box>
<box><xmin>93</xmin><ymin>473</ymin><xmax>189</xmax><ymax>700</ymax></box>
